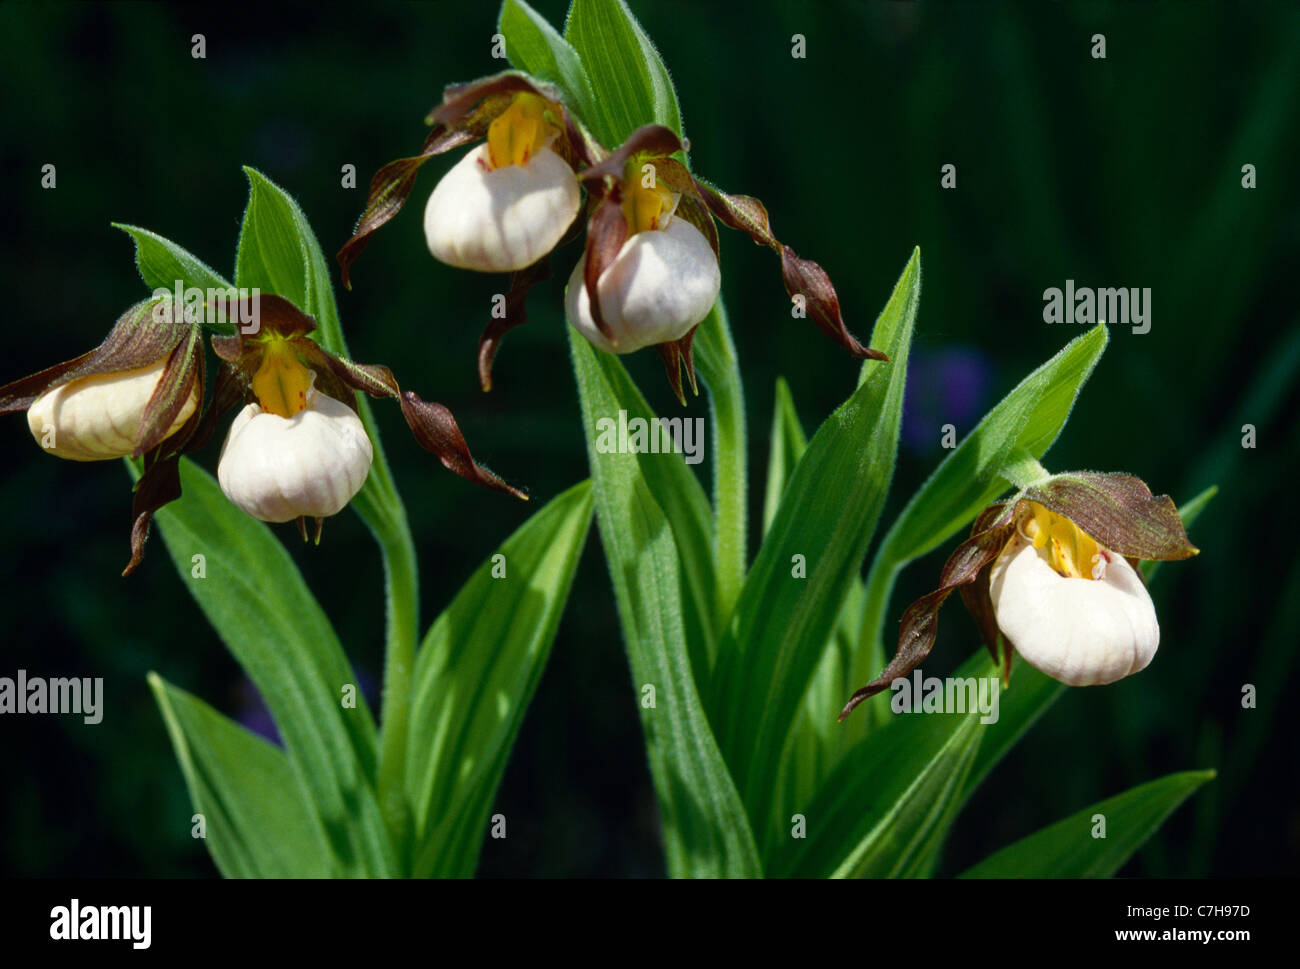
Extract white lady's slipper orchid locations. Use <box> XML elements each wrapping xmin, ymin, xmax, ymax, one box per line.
<box><xmin>423</xmin><ymin>94</ymin><xmax>581</xmax><ymax>273</ymax></box>
<box><xmin>26</xmin><ymin>359</ymin><xmax>199</xmax><ymax>462</ymax></box>
<box><xmin>206</xmin><ymin>294</ymin><xmax>523</xmax><ymax>539</ymax></box>
<box><xmin>1</xmin><ymin>296</ymin><xmax>210</xmax><ymax>574</ymax></box>
<box><xmin>988</xmin><ymin>503</ymin><xmax>1159</xmax><ymax>686</ymax></box>
<box><xmin>218</xmin><ymin>391</ymin><xmax>372</xmax><ymax>524</ymax></box>
<box><xmin>840</xmin><ymin>473</ymin><xmax>1198</xmax><ymax>722</ymax></box>
<box><xmin>217</xmin><ymin>344</ymin><xmax>372</xmax><ymax>524</ymax></box>
<box><xmin>565</xmin><ymin>200</ymin><xmax>721</xmax><ymax>355</ymax></box>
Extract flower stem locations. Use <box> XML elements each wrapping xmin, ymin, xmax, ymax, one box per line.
<box><xmin>695</xmin><ymin>301</ymin><xmax>747</xmax><ymax>630</ymax></box>
<box><xmin>348</xmin><ymin>399</ymin><xmax>419</xmax><ymax>872</ymax></box>
<box><xmin>1000</xmin><ymin>447</ymin><xmax>1053</xmax><ymax>491</ymax></box>
<box><xmin>372</xmin><ymin>503</ymin><xmax>419</xmax><ymax>870</ymax></box>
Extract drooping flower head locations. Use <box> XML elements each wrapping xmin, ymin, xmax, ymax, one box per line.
<box><xmin>210</xmin><ymin>294</ymin><xmax>526</xmax><ymax>540</ymax></box>
<box><xmin>3</xmin><ymin>297</ymin><xmax>203</xmax><ymax>463</ymax></box>
<box><xmin>423</xmin><ymin>90</ymin><xmax>582</xmax><ymax>273</ymax></box>
<box><xmin>839</xmin><ymin>472</ymin><xmax>1200</xmax><ymax>720</ymax></box>
<box><xmin>336</xmin><ymin>72</ymin><xmax>592</xmax><ymax>389</ymax></box>
<box><xmin>566</xmin><ymin>124</ymin><xmax>888</xmax><ymax>402</ymax></box>
<box><xmin>0</xmin><ymin>296</ymin><xmax>207</xmax><ymax>574</ymax></box>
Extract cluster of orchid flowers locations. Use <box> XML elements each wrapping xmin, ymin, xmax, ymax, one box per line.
<box><xmin>0</xmin><ymin>292</ymin><xmax>524</xmax><ymax>575</ymax></box>
<box><xmin>0</xmin><ymin>68</ymin><xmax>1200</xmax><ymax>711</ymax></box>
<box><xmin>335</xmin><ymin>72</ymin><xmax>888</xmax><ymax>399</ymax></box>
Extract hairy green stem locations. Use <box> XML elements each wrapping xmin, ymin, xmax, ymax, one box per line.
<box><xmin>347</xmin><ymin>398</ymin><xmax>418</xmax><ymax>872</ymax></box>
<box><xmin>695</xmin><ymin>302</ymin><xmax>747</xmax><ymax>631</ymax></box>
<box><xmin>999</xmin><ymin>448</ymin><xmax>1053</xmax><ymax>491</ymax></box>
<box><xmin>372</xmin><ymin>503</ymin><xmax>418</xmax><ymax>870</ymax></box>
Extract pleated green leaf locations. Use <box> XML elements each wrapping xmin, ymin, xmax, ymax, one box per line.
<box><xmin>570</xmin><ymin>328</ymin><xmax>760</xmax><ymax>877</ymax></box>
<box><xmin>761</xmin><ymin>378</ymin><xmax>871</xmax><ymax>825</ymax></box>
<box><xmin>141</xmin><ymin>458</ymin><xmax>397</xmax><ymax>876</ymax></box>
<box><xmin>113</xmin><ymin>223</ymin><xmax>235</xmax><ymax>332</ymax></box>
<box><xmin>148</xmin><ymin>673</ymin><xmax>333</xmax><ymax>877</ymax></box>
<box><xmin>708</xmin><ymin>247</ymin><xmax>920</xmax><ymax>852</ymax></box>
<box><xmin>772</xmin><ymin>648</ymin><xmax>994</xmax><ymax>878</ymax></box>
<box><xmin>498</xmin><ymin>0</ymin><xmax>600</xmax><ymax>127</ymax></box>
<box><xmin>563</xmin><ymin>0</ymin><xmax>683</xmax><ymax>146</ymax></box>
<box><xmin>761</xmin><ymin>377</ymin><xmax>808</xmax><ymax>535</ymax></box>
<box><xmin>407</xmin><ymin>481</ymin><xmax>594</xmax><ymax>877</ymax></box>
<box><xmin>961</xmin><ymin>770</ymin><xmax>1215</xmax><ymax>878</ymax></box>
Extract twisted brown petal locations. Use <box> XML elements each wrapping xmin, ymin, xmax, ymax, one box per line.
<box><xmin>839</xmin><ymin>504</ymin><xmax>1018</xmax><ymax>721</ymax></box>
<box><xmin>1</xmin><ymin>298</ymin><xmax>185</xmax><ymax>415</ymax></box>
<box><xmin>690</xmin><ymin>180</ymin><xmax>887</xmax><ymax>363</ymax></box>
<box><xmin>653</xmin><ymin>327</ymin><xmax>701</xmax><ymax>406</ymax></box>
<box><xmin>577</xmin><ymin>123</ymin><xmax>685</xmax><ymax>184</ymax></box>
<box><xmin>336</xmin><ymin>127</ymin><xmax>479</xmax><ymax>291</ymax></box>
<box><xmin>321</xmin><ymin>356</ymin><xmax>526</xmax><ymax>501</ymax></box>
<box><xmin>478</xmin><ymin>257</ymin><xmax>552</xmax><ymax>392</ymax></box>
<box><xmin>134</xmin><ymin>324</ymin><xmax>204</xmax><ymax>458</ymax></box>
<box><xmin>671</xmin><ymin>193</ymin><xmax>720</xmax><ymax>262</ymax></box>
<box><xmin>123</xmin><ymin>450</ymin><xmax>183</xmax><ymax>578</ymax></box>
<box><xmin>122</xmin><ymin>354</ymin><xmax>224</xmax><ymax>577</ymax></box>
<box><xmin>581</xmin><ymin>189</ymin><xmax>629</xmax><ymax>342</ymax></box>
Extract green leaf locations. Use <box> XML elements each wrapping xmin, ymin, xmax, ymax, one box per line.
<box><xmin>499</xmin><ymin>0</ymin><xmax>600</xmax><ymax>128</ymax></box>
<box><xmin>775</xmin><ymin>576</ymin><xmax>865</xmax><ymax>835</ymax></box>
<box><xmin>961</xmin><ymin>770</ymin><xmax>1215</xmax><ymax>877</ymax></box>
<box><xmin>138</xmin><ymin>458</ymin><xmax>397</xmax><ymax>876</ymax></box>
<box><xmin>708</xmin><ymin>248</ymin><xmax>920</xmax><ymax>852</ymax></box>
<box><xmin>759</xmin><ymin>377</ymin><xmax>879</xmax><ymax>821</ymax></box>
<box><xmin>856</xmin><ymin>324</ymin><xmax>1109</xmax><ymax>694</ymax></box>
<box><xmin>579</xmin><ymin>346</ymin><xmax>718</xmax><ymax>674</ymax></box>
<box><xmin>233</xmin><ymin>167</ymin><xmax>352</xmax><ymax>353</ymax></box>
<box><xmin>569</xmin><ymin>328</ymin><xmax>760</xmax><ymax>876</ymax></box>
<box><xmin>407</xmin><ymin>481</ymin><xmax>594</xmax><ymax>876</ymax></box>
<box><xmin>114</xmin><ymin>223</ymin><xmax>236</xmax><ymax>332</ymax></box>
<box><xmin>772</xmin><ymin>650</ymin><xmax>993</xmax><ymax>878</ymax></box>
<box><xmin>148</xmin><ymin>673</ymin><xmax>333</xmax><ymax>877</ymax></box>
<box><xmin>563</xmin><ymin>0</ymin><xmax>683</xmax><ymax>145</ymax></box>
<box><xmin>761</xmin><ymin>377</ymin><xmax>808</xmax><ymax>535</ymax></box>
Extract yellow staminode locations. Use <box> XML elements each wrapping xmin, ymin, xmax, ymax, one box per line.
<box><xmin>1021</xmin><ymin>501</ymin><xmax>1105</xmax><ymax>580</ymax></box>
<box><xmin>251</xmin><ymin>338</ymin><xmax>314</xmax><ymax>418</ymax></box>
<box><xmin>621</xmin><ymin>159</ymin><xmax>678</xmax><ymax>234</ymax></box>
<box><xmin>487</xmin><ymin>93</ymin><xmax>555</xmax><ymax>169</ymax></box>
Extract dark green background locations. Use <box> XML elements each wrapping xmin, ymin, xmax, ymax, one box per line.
<box><xmin>1</xmin><ymin>0</ymin><xmax>1295</xmax><ymax>877</ymax></box>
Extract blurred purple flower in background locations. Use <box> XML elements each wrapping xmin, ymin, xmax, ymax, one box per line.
<box><xmin>902</xmin><ymin>345</ymin><xmax>993</xmax><ymax>456</ymax></box>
